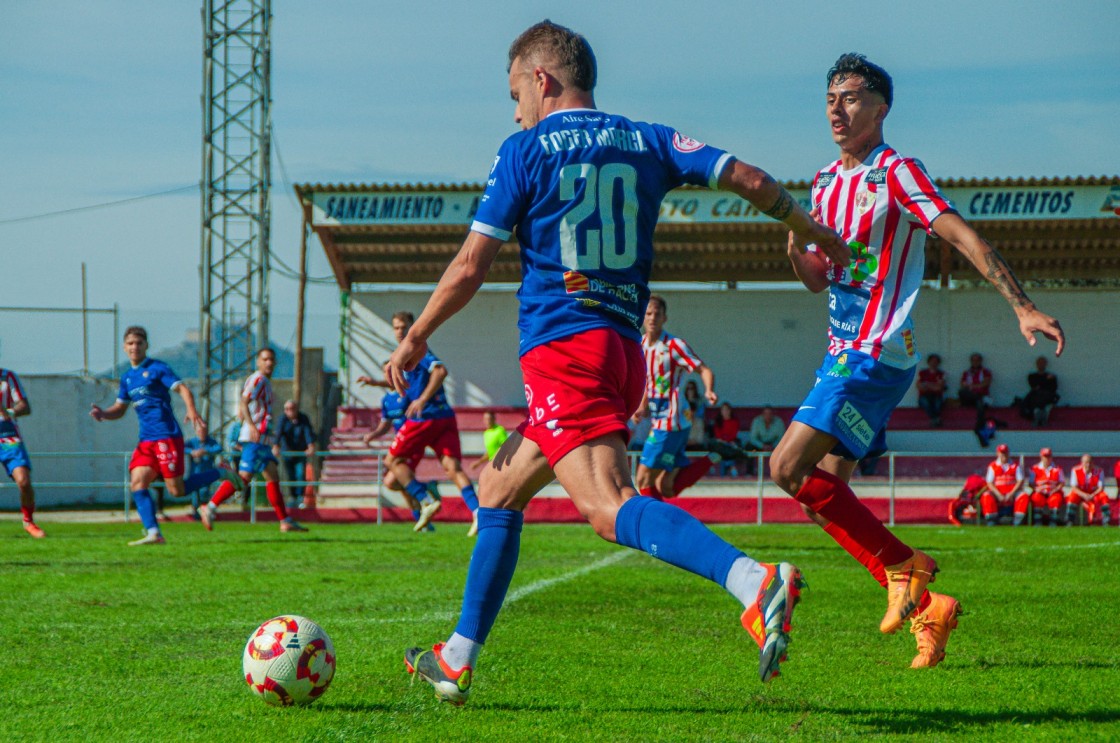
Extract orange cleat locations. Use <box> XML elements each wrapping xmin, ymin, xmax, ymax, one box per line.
<box><xmin>741</xmin><ymin>562</ymin><xmax>805</xmax><ymax>682</ymax></box>
<box><xmin>910</xmin><ymin>592</ymin><xmax>962</xmax><ymax>668</ymax></box>
<box><xmin>23</xmin><ymin>521</ymin><xmax>46</xmax><ymax>539</ymax></box>
<box><xmin>881</xmin><ymin>549</ymin><xmax>938</xmax><ymax>634</ymax></box>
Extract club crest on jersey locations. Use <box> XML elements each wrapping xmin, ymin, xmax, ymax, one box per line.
<box><xmin>672</xmin><ymin>132</ymin><xmax>705</xmax><ymax>153</ymax></box>
<box><xmin>854</xmin><ymin>190</ymin><xmax>876</xmax><ymax>215</ymax></box>
<box><xmin>865</xmin><ymin>167</ymin><xmax>888</xmax><ymax>185</ymax></box>
<box><xmin>816</xmin><ymin>172</ymin><xmax>835</xmax><ymax>188</ymax></box>
<box><xmin>563</xmin><ymin>270</ymin><xmax>589</xmax><ymax>293</ymax></box>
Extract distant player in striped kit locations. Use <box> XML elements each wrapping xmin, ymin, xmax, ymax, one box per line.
<box><xmin>634</xmin><ymin>295</ymin><xmax>718</xmax><ymax>500</ymax></box>
<box><xmin>0</xmin><ymin>367</ymin><xmax>45</xmax><ymax>538</ymax></box>
<box><xmin>776</xmin><ymin>53</ymin><xmax>1064</xmax><ymax>669</ymax></box>
<box><xmin>1024</xmin><ymin>447</ymin><xmax>1064</xmax><ymax>526</ymax></box>
<box><xmin>90</xmin><ymin>326</ymin><xmax>240</xmax><ymax>545</ymax></box>
<box><xmin>200</xmin><ymin>348</ymin><xmax>308</xmax><ymax>533</ymax></box>
<box><xmin>1066</xmin><ymin>454</ymin><xmax>1109</xmax><ymax>526</ymax></box>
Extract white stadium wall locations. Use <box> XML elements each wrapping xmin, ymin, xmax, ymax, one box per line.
<box><xmin>349</xmin><ymin>287</ymin><xmax>1118</xmax><ymax>409</ymax></box>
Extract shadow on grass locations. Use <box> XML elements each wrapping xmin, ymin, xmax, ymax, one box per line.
<box><xmin>798</xmin><ymin>705</ymin><xmax>1120</xmax><ymax>733</ymax></box>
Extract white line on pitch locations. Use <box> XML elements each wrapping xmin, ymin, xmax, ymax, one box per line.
<box><xmin>368</xmin><ymin>549</ymin><xmax>634</xmax><ymax>625</ymax></box>
<box><xmin>948</xmin><ymin>540</ymin><xmax>1120</xmax><ymax>555</ymax></box>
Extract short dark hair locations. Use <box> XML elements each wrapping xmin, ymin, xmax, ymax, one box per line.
<box><xmin>648</xmin><ymin>294</ymin><xmax>667</xmax><ymax>314</ymax></box>
<box><xmin>257</xmin><ymin>347</ymin><xmax>275</xmax><ymax>359</ymax></box>
<box><xmin>827</xmin><ymin>53</ymin><xmax>893</xmax><ymax>108</ymax></box>
<box><xmin>509</xmin><ymin>20</ymin><xmax>597</xmax><ymax>92</ymax></box>
<box><xmin>927</xmin><ymin>353</ymin><xmax>941</xmax><ymax>363</ymax></box>
<box><xmin>391</xmin><ymin>311</ymin><xmax>415</xmax><ymax>324</ymax></box>
<box><xmin>123</xmin><ymin>326</ymin><xmax>147</xmax><ymax>342</ymax></box>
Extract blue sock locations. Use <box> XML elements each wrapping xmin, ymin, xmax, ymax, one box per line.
<box><xmin>461</xmin><ymin>483</ymin><xmax>479</xmax><ymax>512</ymax></box>
<box><xmin>184</xmin><ymin>469</ymin><xmax>221</xmax><ymax>495</ymax></box>
<box><xmin>411</xmin><ymin>509</ymin><xmax>422</xmax><ymax>522</ymax></box>
<box><xmin>132</xmin><ymin>489</ymin><xmax>159</xmax><ymax>531</ymax></box>
<box><xmin>405</xmin><ymin>478</ymin><xmax>428</xmax><ymax>502</ymax></box>
<box><xmin>454</xmin><ymin>508</ymin><xmax>524</xmax><ymax>643</ymax></box>
<box><xmin>614</xmin><ymin>496</ymin><xmax>743</xmax><ymax>586</ymax></box>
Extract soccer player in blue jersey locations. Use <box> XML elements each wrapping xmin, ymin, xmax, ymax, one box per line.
<box><xmin>394</xmin><ymin>20</ymin><xmax>849</xmax><ymax>703</ymax></box>
<box><xmin>1</xmin><ymin>367</ymin><xmax>45</xmax><ymax>538</ymax></box>
<box><xmin>90</xmin><ymin>326</ymin><xmax>240</xmax><ymax>545</ymax></box>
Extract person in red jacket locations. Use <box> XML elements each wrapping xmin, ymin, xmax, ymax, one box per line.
<box><xmin>1066</xmin><ymin>454</ymin><xmax>1109</xmax><ymax>526</ymax></box>
<box><xmin>1023</xmin><ymin>447</ymin><xmax>1063</xmax><ymax>526</ymax></box>
<box><xmin>948</xmin><ymin>474</ymin><xmax>986</xmax><ymax>526</ymax></box>
<box><xmin>979</xmin><ymin>444</ymin><xmax>1024</xmax><ymax>526</ymax></box>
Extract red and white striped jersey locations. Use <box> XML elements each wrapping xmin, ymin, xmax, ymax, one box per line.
<box><xmin>1030</xmin><ymin>463</ymin><xmax>1064</xmax><ymax>495</ymax></box>
<box><xmin>0</xmin><ymin>368</ymin><xmax>27</xmax><ymax>441</ymax></box>
<box><xmin>1070</xmin><ymin>464</ymin><xmax>1104</xmax><ymax>493</ymax></box>
<box><xmin>810</xmin><ymin>145</ymin><xmax>955</xmax><ymax>369</ymax></box>
<box><xmin>238</xmin><ymin>371</ymin><xmax>273</xmax><ymax>443</ymax></box>
<box><xmin>642</xmin><ymin>330</ymin><xmax>703</xmax><ymax>432</ymax></box>
<box><xmin>986</xmin><ymin>460</ymin><xmax>1021</xmax><ymax>495</ymax></box>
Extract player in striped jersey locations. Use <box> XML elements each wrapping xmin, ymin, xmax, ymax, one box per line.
<box><xmin>200</xmin><ymin>348</ymin><xmax>308</xmax><ymax>533</ymax></box>
<box><xmin>772</xmin><ymin>53</ymin><xmax>1064</xmax><ymax>669</ymax></box>
<box><xmin>634</xmin><ymin>294</ymin><xmax>718</xmax><ymax>500</ymax></box>
<box><xmin>0</xmin><ymin>367</ymin><xmax>45</xmax><ymax>538</ymax></box>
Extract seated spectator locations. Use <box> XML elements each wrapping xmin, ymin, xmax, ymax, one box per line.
<box><xmin>185</xmin><ymin>433</ymin><xmax>223</xmax><ymax>520</ymax></box>
<box><xmin>1026</xmin><ymin>447</ymin><xmax>1064</xmax><ymax>526</ymax></box>
<box><xmin>745</xmin><ymin>405</ymin><xmax>785</xmax><ymax>475</ymax></box>
<box><xmin>948</xmin><ymin>474</ymin><xmax>987</xmax><ymax>526</ymax></box>
<box><xmin>226</xmin><ymin>420</ymin><xmax>243</xmax><ymax>471</ymax></box>
<box><xmin>682</xmin><ymin>380</ymin><xmax>708</xmax><ymax>449</ymax></box>
<box><xmin>1065</xmin><ymin>454</ymin><xmax>1110</xmax><ymax>526</ymax></box>
<box><xmin>958</xmin><ymin>352</ymin><xmax>993</xmax><ymax>445</ymax></box>
<box><xmin>1017</xmin><ymin>356</ymin><xmax>1059</xmax><ymax>427</ymax></box>
<box><xmin>710</xmin><ymin>402</ymin><xmax>741</xmax><ymax>477</ymax></box>
<box><xmin>916</xmin><ymin>353</ymin><xmax>946</xmax><ymax>427</ymax></box>
<box><xmin>979</xmin><ymin>443</ymin><xmax>1024</xmax><ymax>526</ymax></box>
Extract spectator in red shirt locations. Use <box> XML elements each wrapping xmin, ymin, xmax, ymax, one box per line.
<box><xmin>711</xmin><ymin>402</ymin><xmax>741</xmax><ymax>476</ymax></box>
<box><xmin>916</xmin><ymin>353</ymin><xmax>946</xmax><ymax>427</ymax></box>
<box><xmin>948</xmin><ymin>474</ymin><xmax>986</xmax><ymax>526</ymax></box>
<box><xmin>959</xmin><ymin>352</ymin><xmax>994</xmax><ymax>445</ymax></box>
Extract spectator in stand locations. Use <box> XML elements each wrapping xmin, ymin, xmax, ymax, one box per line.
<box><xmin>711</xmin><ymin>402</ymin><xmax>741</xmax><ymax>476</ymax></box>
<box><xmin>979</xmin><ymin>443</ymin><xmax>1024</xmax><ymax>526</ymax></box>
<box><xmin>275</xmin><ymin>400</ymin><xmax>317</xmax><ymax>509</ymax></box>
<box><xmin>916</xmin><ymin>353</ymin><xmax>946</xmax><ymax>427</ymax></box>
<box><xmin>682</xmin><ymin>380</ymin><xmax>708</xmax><ymax>449</ymax></box>
<box><xmin>948</xmin><ymin>474</ymin><xmax>987</xmax><ymax>526</ymax></box>
<box><xmin>1065</xmin><ymin>454</ymin><xmax>1109</xmax><ymax>526</ymax></box>
<box><xmin>226</xmin><ymin>420</ymin><xmax>243</xmax><ymax>471</ymax></box>
<box><xmin>746</xmin><ymin>405</ymin><xmax>786</xmax><ymax>475</ymax></box>
<box><xmin>959</xmin><ymin>353</ymin><xmax>993</xmax><ymax>446</ymax></box>
<box><xmin>1019</xmin><ymin>356</ymin><xmax>1059</xmax><ymax>427</ymax></box>
<box><xmin>470</xmin><ymin>411</ymin><xmax>510</xmax><ymax>474</ymax></box>
<box><xmin>1025</xmin><ymin>447</ymin><xmax>1064</xmax><ymax>526</ymax></box>
<box><xmin>184</xmin><ymin>433</ymin><xmax>223</xmax><ymax>520</ymax></box>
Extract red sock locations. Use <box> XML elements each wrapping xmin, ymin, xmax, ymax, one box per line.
<box><xmin>795</xmin><ymin>468</ymin><xmax>912</xmax><ymax>566</ymax></box>
<box><xmin>822</xmin><ymin>521</ymin><xmax>888</xmax><ymax>588</ymax></box>
<box><xmin>20</xmin><ymin>504</ymin><xmax>33</xmax><ymax>523</ymax></box>
<box><xmin>210</xmin><ymin>480</ymin><xmax>237</xmax><ymax>507</ymax></box>
<box><xmin>671</xmin><ymin>458</ymin><xmax>711</xmax><ymax>497</ymax></box>
<box><xmin>266</xmin><ymin>481</ymin><xmax>288</xmax><ymax>520</ymax></box>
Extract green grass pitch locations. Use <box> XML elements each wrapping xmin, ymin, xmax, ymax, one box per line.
<box><xmin>2</xmin><ymin>520</ymin><xmax>1118</xmax><ymax>741</ymax></box>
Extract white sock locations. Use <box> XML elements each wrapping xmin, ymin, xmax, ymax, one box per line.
<box><xmin>441</xmin><ymin>632</ymin><xmax>482</xmax><ymax>671</ymax></box>
<box><xmin>206</xmin><ymin>502</ymin><xmax>217</xmax><ymax>515</ymax></box>
<box><xmin>146</xmin><ymin>527</ymin><xmax>161</xmax><ymax>537</ymax></box>
<box><xmin>724</xmin><ymin>556</ymin><xmax>768</xmax><ymax>608</ymax></box>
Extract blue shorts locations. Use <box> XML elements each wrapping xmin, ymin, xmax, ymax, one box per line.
<box><xmin>0</xmin><ymin>440</ymin><xmax>31</xmax><ymax>478</ymax></box>
<box><xmin>793</xmin><ymin>350</ymin><xmax>915</xmax><ymax>460</ymax></box>
<box><xmin>639</xmin><ymin>429</ymin><xmax>692</xmax><ymax>470</ymax></box>
<box><xmin>238</xmin><ymin>442</ymin><xmax>277</xmax><ymax>475</ymax></box>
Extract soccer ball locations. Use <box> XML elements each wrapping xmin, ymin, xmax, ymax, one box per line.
<box><xmin>242</xmin><ymin>615</ymin><xmax>336</xmax><ymax>706</ymax></box>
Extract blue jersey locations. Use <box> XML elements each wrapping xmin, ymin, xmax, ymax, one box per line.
<box><xmin>472</xmin><ymin>109</ymin><xmax>731</xmax><ymax>355</ymax></box>
<box><xmin>403</xmin><ymin>351</ymin><xmax>454</xmax><ymax>421</ymax></box>
<box><xmin>380</xmin><ymin>391</ymin><xmax>407</xmax><ymax>431</ymax></box>
<box><xmin>117</xmin><ymin>357</ymin><xmax>183</xmax><ymax>441</ymax></box>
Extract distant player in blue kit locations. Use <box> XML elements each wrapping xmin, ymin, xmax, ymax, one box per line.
<box><xmin>394</xmin><ymin>20</ymin><xmax>849</xmax><ymax>704</ymax></box>
<box><xmin>90</xmin><ymin>326</ymin><xmax>240</xmax><ymax>545</ymax></box>
<box><xmin>1</xmin><ymin>367</ymin><xmax>45</xmax><ymax>538</ymax></box>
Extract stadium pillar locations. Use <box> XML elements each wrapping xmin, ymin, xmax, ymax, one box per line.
<box><xmin>293</xmin><ymin>215</ymin><xmax>309</xmax><ymax>407</ymax></box>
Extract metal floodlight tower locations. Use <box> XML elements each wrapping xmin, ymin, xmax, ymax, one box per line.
<box><xmin>199</xmin><ymin>0</ymin><xmax>271</xmax><ymax>432</ymax></box>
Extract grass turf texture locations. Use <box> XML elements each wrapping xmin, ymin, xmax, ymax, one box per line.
<box><xmin>2</xmin><ymin>521</ymin><xmax>1118</xmax><ymax>741</ymax></box>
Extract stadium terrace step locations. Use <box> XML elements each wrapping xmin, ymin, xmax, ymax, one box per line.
<box><xmin>702</xmin><ymin>405</ymin><xmax>1119</xmax><ymax>432</ymax></box>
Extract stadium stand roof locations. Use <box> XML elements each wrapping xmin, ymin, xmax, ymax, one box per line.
<box><xmin>295</xmin><ymin>176</ymin><xmax>1120</xmax><ymax>289</ymax></box>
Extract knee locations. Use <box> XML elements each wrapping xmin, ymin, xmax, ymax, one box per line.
<box><xmin>583</xmin><ymin>501</ymin><xmax>621</xmax><ymax>543</ymax></box>
<box><xmin>769</xmin><ymin>449</ymin><xmax>808</xmax><ymax>494</ymax></box>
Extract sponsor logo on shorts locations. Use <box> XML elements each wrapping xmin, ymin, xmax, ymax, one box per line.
<box><xmin>672</xmin><ymin>131</ymin><xmax>705</xmax><ymax>153</ymax></box>
<box><xmin>836</xmin><ymin>401</ymin><xmax>874</xmax><ymax>448</ymax></box>
<box><xmin>865</xmin><ymin>167</ymin><xmax>888</xmax><ymax>185</ymax></box>
<box><xmin>828</xmin><ymin>353</ymin><xmax>853</xmax><ymax>378</ymax></box>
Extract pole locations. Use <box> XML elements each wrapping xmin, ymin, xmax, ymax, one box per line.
<box><xmin>81</xmin><ymin>263</ymin><xmax>89</xmax><ymax>376</ymax></box>
<box><xmin>755</xmin><ymin>453</ymin><xmax>764</xmax><ymax>526</ymax></box>
<box><xmin>888</xmin><ymin>452</ymin><xmax>896</xmax><ymax>527</ymax></box>
<box><xmin>112</xmin><ymin>303</ymin><xmax>120</xmax><ymax>373</ymax></box>
<box><xmin>293</xmin><ymin>215</ymin><xmax>309</xmax><ymax>408</ymax></box>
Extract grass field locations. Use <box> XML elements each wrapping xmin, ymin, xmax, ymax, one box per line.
<box><xmin>2</xmin><ymin>519</ymin><xmax>1119</xmax><ymax>741</ymax></box>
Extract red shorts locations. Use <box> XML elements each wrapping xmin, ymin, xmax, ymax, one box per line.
<box><xmin>517</xmin><ymin>327</ymin><xmax>645</xmax><ymax>467</ymax></box>
<box><xmin>130</xmin><ymin>436</ymin><xmax>185</xmax><ymax>480</ymax></box>
<box><xmin>389</xmin><ymin>417</ymin><xmax>462</xmax><ymax>462</ymax></box>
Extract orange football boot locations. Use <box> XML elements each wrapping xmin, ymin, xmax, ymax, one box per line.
<box><xmin>881</xmin><ymin>549</ymin><xmax>938</xmax><ymax>633</ymax></box>
<box><xmin>910</xmin><ymin>592</ymin><xmax>962</xmax><ymax>668</ymax></box>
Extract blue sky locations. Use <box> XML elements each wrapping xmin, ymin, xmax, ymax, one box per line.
<box><xmin>1</xmin><ymin>1</ymin><xmax>1117</xmax><ymax>373</ymax></box>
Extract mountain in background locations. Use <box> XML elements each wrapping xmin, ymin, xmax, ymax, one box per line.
<box><xmin>100</xmin><ymin>332</ymin><xmax>296</xmax><ymax>380</ymax></box>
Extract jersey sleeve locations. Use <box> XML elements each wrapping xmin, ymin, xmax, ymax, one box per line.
<box><xmin>888</xmin><ymin>158</ymin><xmax>956</xmax><ymax>233</ymax></box>
<box><xmin>242</xmin><ymin>375</ymin><xmax>260</xmax><ymax>401</ymax></box>
<box><xmin>669</xmin><ymin>337</ymin><xmax>703</xmax><ymax>372</ymax></box>
<box><xmin>117</xmin><ymin>375</ymin><xmax>130</xmax><ymax>405</ymax></box>
<box><xmin>156</xmin><ymin>361</ymin><xmax>183</xmax><ymax>391</ymax></box>
<box><xmin>985</xmin><ymin>465</ymin><xmax>996</xmax><ymax>484</ymax></box>
<box><xmin>647</xmin><ymin>124</ymin><xmax>732</xmax><ymax>190</ymax></box>
<box><xmin>424</xmin><ymin>352</ymin><xmax>444</xmax><ymax>373</ymax></box>
<box><xmin>471</xmin><ymin>136</ymin><xmax>530</xmax><ymax>241</ymax></box>
<box><xmin>3</xmin><ymin>371</ymin><xmax>26</xmax><ymax>405</ymax></box>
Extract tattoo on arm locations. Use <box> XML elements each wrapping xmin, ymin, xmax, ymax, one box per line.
<box><xmin>764</xmin><ymin>188</ymin><xmax>795</xmax><ymax>221</ymax></box>
<box><xmin>982</xmin><ymin>248</ymin><xmax>1033</xmax><ymax>310</ymax></box>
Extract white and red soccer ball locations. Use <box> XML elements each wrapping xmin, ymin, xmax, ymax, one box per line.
<box><xmin>243</xmin><ymin>615</ymin><xmax>336</xmax><ymax>706</ymax></box>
